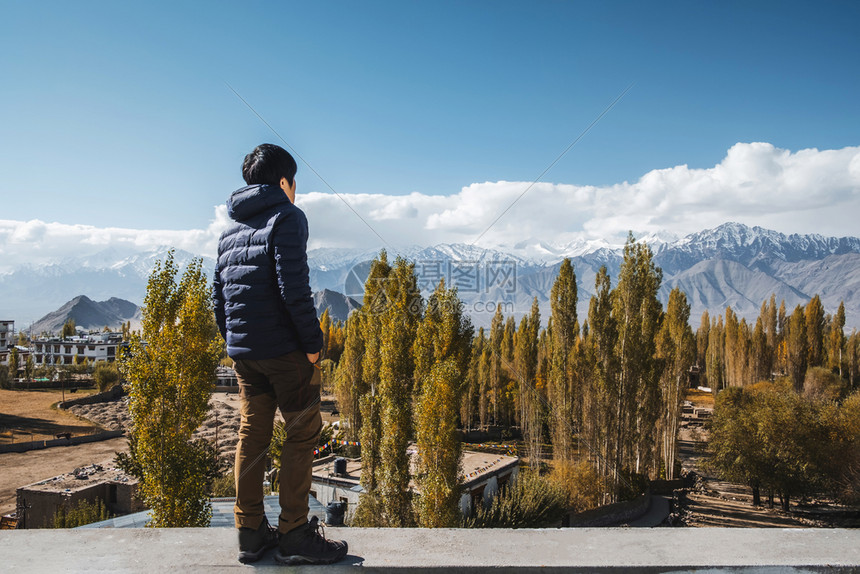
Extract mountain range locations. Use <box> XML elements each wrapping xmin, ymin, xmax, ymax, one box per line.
<box><xmin>2</xmin><ymin>223</ymin><xmax>859</xmax><ymax>332</ymax></box>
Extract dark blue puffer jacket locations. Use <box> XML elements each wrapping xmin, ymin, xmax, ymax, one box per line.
<box><xmin>213</xmin><ymin>184</ymin><xmax>323</xmax><ymax>360</ymax></box>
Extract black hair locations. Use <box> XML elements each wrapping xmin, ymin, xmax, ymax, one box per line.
<box><xmin>242</xmin><ymin>143</ymin><xmax>297</xmax><ymax>187</ymax></box>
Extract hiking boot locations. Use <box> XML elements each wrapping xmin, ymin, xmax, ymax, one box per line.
<box><xmin>237</xmin><ymin>515</ymin><xmax>279</xmax><ymax>564</ymax></box>
<box><xmin>275</xmin><ymin>516</ymin><xmax>348</xmax><ymax>565</ymax></box>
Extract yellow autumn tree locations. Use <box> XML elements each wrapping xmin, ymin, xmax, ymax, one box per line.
<box><xmin>117</xmin><ymin>251</ymin><xmax>221</xmax><ymax>527</ymax></box>
<box><xmin>415</xmin><ymin>359</ymin><xmax>462</xmax><ymax>527</ymax></box>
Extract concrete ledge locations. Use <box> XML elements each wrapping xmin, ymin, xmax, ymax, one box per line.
<box><xmin>2</xmin><ymin>527</ymin><xmax>859</xmax><ymax>572</ymax></box>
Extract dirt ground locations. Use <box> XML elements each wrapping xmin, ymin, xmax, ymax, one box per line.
<box><xmin>0</xmin><ymin>389</ymin><xmax>341</xmax><ymax>517</ymax></box>
<box><xmin>0</xmin><ymin>389</ymin><xmax>102</xmax><ymax>444</ymax></box>
<box><xmin>0</xmin><ymin>437</ymin><xmax>129</xmax><ymax>516</ymax></box>
<box><xmin>677</xmin><ymin>388</ymin><xmax>807</xmax><ymax>528</ymax></box>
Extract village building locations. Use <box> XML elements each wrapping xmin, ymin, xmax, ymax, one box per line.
<box><xmin>31</xmin><ymin>333</ymin><xmax>124</xmax><ymax>366</ymax></box>
<box><xmin>310</xmin><ymin>447</ymin><xmax>519</xmax><ymax>519</ymax></box>
<box><xmin>0</xmin><ymin>320</ymin><xmax>14</xmax><ymax>349</ymax></box>
<box><xmin>15</xmin><ymin>463</ymin><xmax>141</xmax><ymax>529</ymax></box>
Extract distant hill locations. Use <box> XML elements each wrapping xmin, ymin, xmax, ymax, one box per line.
<box><xmin>29</xmin><ymin>296</ymin><xmax>139</xmax><ymax>335</ymax></box>
<box><xmin>313</xmin><ymin>289</ymin><xmax>361</xmax><ymax>322</ymax></box>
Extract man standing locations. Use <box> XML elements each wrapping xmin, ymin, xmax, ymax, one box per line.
<box><xmin>213</xmin><ymin>143</ymin><xmax>347</xmax><ymax>565</ymax></box>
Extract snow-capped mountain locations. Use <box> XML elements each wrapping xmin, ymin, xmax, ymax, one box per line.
<box><xmin>0</xmin><ymin>247</ymin><xmax>215</xmax><ymax>327</ymax></box>
<box><xmin>2</xmin><ymin>223</ymin><xmax>859</xmax><ymax>331</ymax></box>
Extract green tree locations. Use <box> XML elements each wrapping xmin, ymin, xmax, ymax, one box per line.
<box><xmin>696</xmin><ymin>310</ymin><xmax>710</xmax><ymax>382</ymax></box>
<box><xmin>412</xmin><ymin>278</ymin><xmax>473</xmax><ymax>397</ymax></box>
<box><xmin>462</xmin><ymin>469</ymin><xmax>566</xmax><ymax>528</ymax></box>
<box><xmin>583</xmin><ymin>265</ymin><xmax>617</xmax><ymax>498</ymax></box>
<box><xmin>53</xmin><ymin>498</ymin><xmax>109</xmax><ymax>528</ymax></box>
<box><xmin>805</xmin><ymin>295</ymin><xmax>826</xmax><ymax>368</ymax></box>
<box><xmin>61</xmin><ymin>318</ymin><xmax>76</xmax><ymax>338</ymax></box>
<box><xmin>612</xmin><ymin>233</ymin><xmax>663</xmax><ymax>479</ymax></box>
<box><xmin>786</xmin><ymin>305</ymin><xmax>808</xmax><ymax>392</ymax></box>
<box><xmin>354</xmin><ymin>253</ymin><xmax>423</xmax><ymax>527</ymax></box>
<box><xmin>656</xmin><ymin>287</ymin><xmax>695</xmax><ymax>479</ymax></box>
<box><xmin>8</xmin><ymin>346</ymin><xmax>19</xmax><ymax>380</ymax></box>
<box><xmin>352</xmin><ymin>252</ymin><xmax>392</xmax><ymax>525</ymax></box>
<box><xmin>828</xmin><ymin>301</ymin><xmax>846</xmax><ymax>378</ymax></box>
<box><xmin>335</xmin><ymin>313</ymin><xmax>365</xmax><ymax>441</ymax></box>
<box><xmin>463</xmin><ymin>327</ymin><xmax>485</xmax><ymax>431</ymax></box>
<box><xmin>515</xmin><ymin>298</ymin><xmax>542</xmax><ymax>468</ymax></box>
<box><xmin>93</xmin><ymin>361</ymin><xmax>121</xmax><ymax>392</ymax></box>
<box><xmin>849</xmin><ymin>331</ymin><xmax>860</xmax><ymax>391</ymax></box>
<box><xmin>415</xmin><ymin>360</ymin><xmax>463</xmax><ymax>527</ymax></box>
<box><xmin>377</xmin><ymin>257</ymin><xmax>423</xmax><ymax>526</ymax></box>
<box><xmin>116</xmin><ymin>251</ymin><xmax>221</xmax><ymax>527</ymax></box>
<box><xmin>488</xmin><ymin>306</ymin><xmax>505</xmax><ymax>426</ymax></box>
<box><xmin>548</xmin><ymin>259</ymin><xmax>579</xmax><ymax>465</ymax></box>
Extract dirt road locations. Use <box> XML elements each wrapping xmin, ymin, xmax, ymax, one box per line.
<box><xmin>677</xmin><ymin>390</ymin><xmax>805</xmax><ymax>528</ymax></box>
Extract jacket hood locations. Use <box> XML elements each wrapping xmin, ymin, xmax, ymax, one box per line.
<box><xmin>227</xmin><ymin>184</ymin><xmax>291</xmax><ymax>221</ymax></box>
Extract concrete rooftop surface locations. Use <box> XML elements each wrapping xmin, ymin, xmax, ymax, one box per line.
<box><xmin>2</xmin><ymin>527</ymin><xmax>860</xmax><ymax>573</ymax></box>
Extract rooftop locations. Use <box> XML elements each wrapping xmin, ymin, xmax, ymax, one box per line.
<box><xmin>19</xmin><ymin>463</ymin><xmax>135</xmax><ymax>494</ymax></box>
<box><xmin>2</xmin><ymin>527</ymin><xmax>859</xmax><ymax>572</ymax></box>
<box><xmin>80</xmin><ymin>495</ymin><xmax>326</xmax><ymax>529</ymax></box>
<box><xmin>312</xmin><ymin>449</ymin><xmax>519</xmax><ymax>490</ymax></box>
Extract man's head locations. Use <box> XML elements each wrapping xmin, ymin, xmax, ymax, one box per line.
<box><xmin>242</xmin><ymin>144</ymin><xmax>298</xmax><ymax>202</ymax></box>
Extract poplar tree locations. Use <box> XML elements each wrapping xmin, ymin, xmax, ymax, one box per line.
<box><xmin>335</xmin><ymin>313</ymin><xmax>365</xmax><ymax>441</ymax></box>
<box><xmin>549</xmin><ymin>258</ymin><xmax>578</xmax><ymax>464</ymax></box>
<box><xmin>696</xmin><ymin>311</ymin><xmax>710</xmax><ymax>379</ymax></box>
<box><xmin>415</xmin><ymin>360</ymin><xmax>462</xmax><ymax>527</ymax></box>
<box><xmin>412</xmin><ymin>278</ymin><xmax>473</xmax><ymax>397</ymax></box>
<box><xmin>117</xmin><ymin>251</ymin><xmax>221</xmax><ymax>527</ymax></box>
<box><xmin>464</xmin><ymin>327</ymin><xmax>485</xmax><ymax>430</ymax></box>
<box><xmin>515</xmin><ymin>298</ymin><xmax>542</xmax><ymax>468</ymax></box>
<box><xmin>656</xmin><ymin>288</ymin><xmax>694</xmax><ymax>479</ymax></box>
<box><xmin>353</xmin><ymin>252</ymin><xmax>392</xmax><ymax>524</ymax></box>
<box><xmin>586</xmin><ymin>266</ymin><xmax>618</xmax><ymax>492</ymax></box>
<box><xmin>319</xmin><ymin>308</ymin><xmax>332</xmax><ymax>360</ymax></box>
<box><xmin>828</xmin><ymin>301</ymin><xmax>846</xmax><ymax>378</ymax></box>
<box><xmin>7</xmin><ymin>346</ymin><xmax>19</xmax><ymax>380</ymax></box>
<box><xmin>848</xmin><ymin>331</ymin><xmax>860</xmax><ymax>390</ymax></box>
<box><xmin>724</xmin><ymin>307</ymin><xmax>741</xmax><ymax>387</ymax></box>
<box><xmin>488</xmin><ymin>306</ymin><xmax>505</xmax><ymax>426</ymax></box>
<box><xmin>751</xmin><ymin>317</ymin><xmax>770</xmax><ymax>383</ymax></box>
<box><xmin>786</xmin><ymin>305</ymin><xmax>808</xmax><ymax>392</ymax></box>
<box><xmin>501</xmin><ymin>315</ymin><xmax>517</xmax><ymax>426</ymax></box>
<box><xmin>378</xmin><ymin>256</ymin><xmax>422</xmax><ymax>526</ymax></box>
<box><xmin>707</xmin><ymin>316</ymin><xmax>725</xmax><ymax>391</ymax></box>
<box><xmin>805</xmin><ymin>295</ymin><xmax>826</xmax><ymax>368</ymax></box>
<box><xmin>612</xmin><ymin>234</ymin><xmax>663</xmax><ymax>477</ymax></box>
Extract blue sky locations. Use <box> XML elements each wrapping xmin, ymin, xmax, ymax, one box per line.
<box><xmin>1</xmin><ymin>0</ymin><xmax>859</xmax><ymax>260</ymax></box>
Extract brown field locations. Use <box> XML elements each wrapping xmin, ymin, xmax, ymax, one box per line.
<box><xmin>684</xmin><ymin>388</ymin><xmax>715</xmax><ymax>408</ymax></box>
<box><xmin>0</xmin><ymin>389</ymin><xmax>102</xmax><ymax>444</ymax></box>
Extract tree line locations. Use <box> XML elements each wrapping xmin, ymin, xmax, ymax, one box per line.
<box><xmin>334</xmin><ymin>234</ymin><xmax>704</xmax><ymax>526</ymax></box>
<box><xmin>695</xmin><ymin>294</ymin><xmax>860</xmax><ymax>393</ymax></box>
<box><xmin>702</xmin><ymin>295</ymin><xmax>860</xmax><ymax>510</ymax></box>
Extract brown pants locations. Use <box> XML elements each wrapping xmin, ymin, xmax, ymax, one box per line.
<box><xmin>233</xmin><ymin>350</ymin><xmax>322</xmax><ymax>534</ymax></box>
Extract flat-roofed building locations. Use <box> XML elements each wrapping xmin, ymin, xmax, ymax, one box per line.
<box><xmin>31</xmin><ymin>333</ymin><xmax>123</xmax><ymax>366</ymax></box>
<box><xmin>0</xmin><ymin>320</ymin><xmax>13</xmax><ymax>349</ymax></box>
<box><xmin>310</xmin><ymin>447</ymin><xmax>519</xmax><ymax>520</ymax></box>
<box><xmin>15</xmin><ymin>463</ymin><xmax>141</xmax><ymax>529</ymax></box>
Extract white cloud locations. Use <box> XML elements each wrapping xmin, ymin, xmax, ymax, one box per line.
<box><xmin>1</xmin><ymin>142</ymin><xmax>858</xmax><ymax>270</ymax></box>
<box><xmin>0</xmin><ymin>205</ymin><xmax>229</xmax><ymax>272</ymax></box>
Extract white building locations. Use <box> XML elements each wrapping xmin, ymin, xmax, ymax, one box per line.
<box><xmin>0</xmin><ymin>320</ymin><xmax>13</xmax><ymax>349</ymax></box>
<box><xmin>32</xmin><ymin>333</ymin><xmax>124</xmax><ymax>366</ymax></box>
<box><xmin>310</xmin><ymin>448</ymin><xmax>519</xmax><ymax>520</ymax></box>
